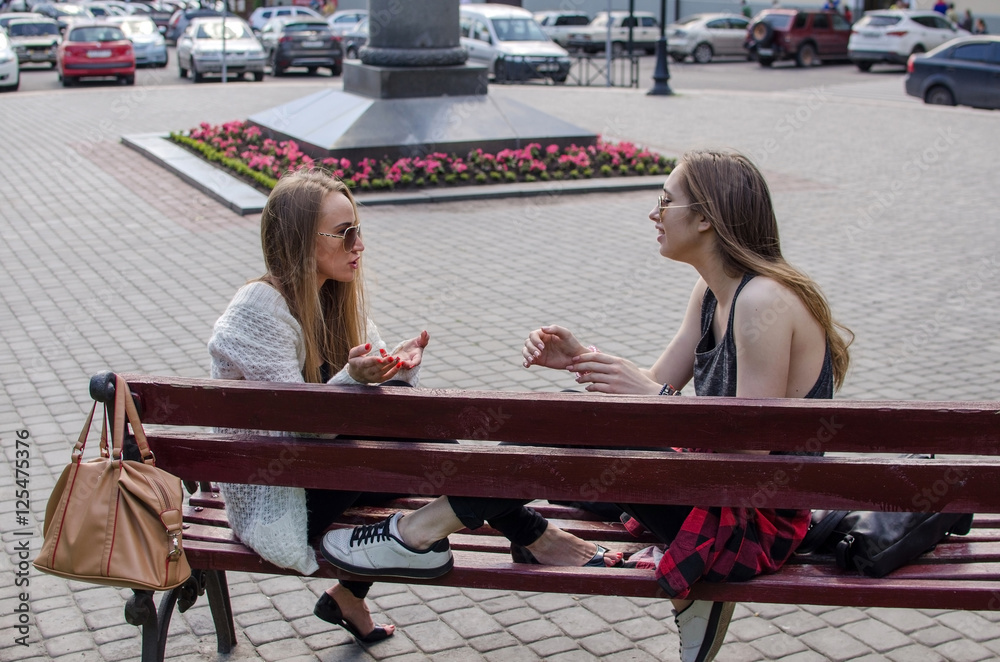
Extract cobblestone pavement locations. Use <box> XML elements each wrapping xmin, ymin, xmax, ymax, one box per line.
<box><xmin>1</xmin><ymin>74</ymin><xmax>999</xmax><ymax>662</ymax></box>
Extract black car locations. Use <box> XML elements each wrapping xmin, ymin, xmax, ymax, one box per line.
<box><xmin>905</xmin><ymin>36</ymin><xmax>1000</xmax><ymax>109</ymax></box>
<box><xmin>259</xmin><ymin>17</ymin><xmax>342</xmax><ymax>76</ymax></box>
<box><xmin>31</xmin><ymin>3</ymin><xmax>94</xmax><ymax>32</ymax></box>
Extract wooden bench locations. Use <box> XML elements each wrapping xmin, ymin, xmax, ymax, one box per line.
<box><xmin>90</xmin><ymin>371</ymin><xmax>1000</xmax><ymax>662</ymax></box>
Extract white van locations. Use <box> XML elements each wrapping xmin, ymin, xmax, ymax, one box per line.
<box><xmin>460</xmin><ymin>4</ymin><xmax>571</xmax><ymax>83</ymax></box>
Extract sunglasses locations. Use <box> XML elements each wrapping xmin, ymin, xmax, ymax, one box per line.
<box><xmin>657</xmin><ymin>194</ymin><xmax>697</xmax><ymax>213</ymax></box>
<box><xmin>317</xmin><ymin>225</ymin><xmax>361</xmax><ymax>252</ymax></box>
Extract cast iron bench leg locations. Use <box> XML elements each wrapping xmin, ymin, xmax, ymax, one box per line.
<box><xmin>205</xmin><ymin>570</ymin><xmax>236</xmax><ymax>654</ymax></box>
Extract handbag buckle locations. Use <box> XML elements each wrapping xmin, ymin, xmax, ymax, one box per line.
<box><xmin>168</xmin><ymin>533</ymin><xmax>182</xmax><ymax>560</ymax></box>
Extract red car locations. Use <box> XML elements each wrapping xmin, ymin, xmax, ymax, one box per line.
<box><xmin>58</xmin><ymin>22</ymin><xmax>136</xmax><ymax>86</ymax></box>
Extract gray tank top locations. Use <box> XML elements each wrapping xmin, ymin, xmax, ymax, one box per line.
<box><xmin>693</xmin><ymin>273</ymin><xmax>833</xmax><ymax>400</ymax></box>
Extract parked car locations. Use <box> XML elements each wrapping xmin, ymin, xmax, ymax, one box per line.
<box><xmin>849</xmin><ymin>9</ymin><xmax>965</xmax><ymax>71</ymax></box>
<box><xmin>165</xmin><ymin>7</ymin><xmax>220</xmax><ymax>44</ymax></box>
<box><xmin>533</xmin><ymin>10</ymin><xmax>589</xmax><ymax>48</ymax></box>
<box><xmin>125</xmin><ymin>1</ymin><xmax>179</xmax><ymax>34</ymax></box>
<box><xmin>108</xmin><ymin>15</ymin><xmax>166</xmax><ymax>67</ymax></box>
<box><xmin>259</xmin><ymin>16</ymin><xmax>341</xmax><ymax>76</ymax></box>
<box><xmin>32</xmin><ymin>3</ymin><xmax>95</xmax><ymax>32</ymax></box>
<box><xmin>326</xmin><ymin>8</ymin><xmax>366</xmax><ymax>37</ymax></box>
<box><xmin>57</xmin><ymin>21</ymin><xmax>134</xmax><ymax>86</ymax></box>
<box><xmin>566</xmin><ymin>11</ymin><xmax>660</xmax><ymax>55</ymax></box>
<box><xmin>83</xmin><ymin>3</ymin><xmax>127</xmax><ymax>18</ymax></box>
<box><xmin>6</xmin><ymin>17</ymin><xmax>60</xmax><ymax>66</ymax></box>
<box><xmin>905</xmin><ymin>36</ymin><xmax>1000</xmax><ymax>109</ymax></box>
<box><xmin>341</xmin><ymin>15</ymin><xmax>367</xmax><ymax>59</ymax></box>
<box><xmin>176</xmin><ymin>16</ymin><xmax>266</xmax><ymax>82</ymax></box>
<box><xmin>667</xmin><ymin>13</ymin><xmax>750</xmax><ymax>63</ymax></box>
<box><xmin>0</xmin><ymin>12</ymin><xmax>44</xmax><ymax>32</ymax></box>
<box><xmin>459</xmin><ymin>4</ymin><xmax>571</xmax><ymax>83</ymax></box>
<box><xmin>0</xmin><ymin>31</ymin><xmax>20</xmax><ymax>91</ymax></box>
<box><xmin>248</xmin><ymin>5</ymin><xmax>320</xmax><ymax>33</ymax></box>
<box><xmin>745</xmin><ymin>9</ymin><xmax>851</xmax><ymax>67</ymax></box>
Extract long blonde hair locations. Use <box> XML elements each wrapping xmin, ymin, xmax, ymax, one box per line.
<box><xmin>678</xmin><ymin>149</ymin><xmax>852</xmax><ymax>390</ymax></box>
<box><xmin>258</xmin><ymin>169</ymin><xmax>366</xmax><ymax>383</ymax></box>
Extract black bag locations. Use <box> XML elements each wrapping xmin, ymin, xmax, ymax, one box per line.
<box><xmin>798</xmin><ymin>509</ymin><xmax>974</xmax><ymax>577</ymax></box>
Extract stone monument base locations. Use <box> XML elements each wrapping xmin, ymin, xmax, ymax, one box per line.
<box><xmin>344</xmin><ymin>62</ymin><xmax>488</xmax><ymax>99</ymax></box>
<box><xmin>247</xmin><ymin>88</ymin><xmax>597</xmax><ymax>163</ymax></box>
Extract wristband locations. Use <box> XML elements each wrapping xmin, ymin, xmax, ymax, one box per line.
<box><xmin>659</xmin><ymin>383</ymin><xmax>681</xmax><ymax>396</ymax></box>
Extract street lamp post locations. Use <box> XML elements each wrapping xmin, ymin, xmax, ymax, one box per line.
<box><xmin>647</xmin><ymin>0</ymin><xmax>673</xmax><ymax>96</ymax></box>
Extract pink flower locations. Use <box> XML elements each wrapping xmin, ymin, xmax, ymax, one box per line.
<box><xmin>546</xmin><ymin>144</ymin><xmax>559</xmax><ymax>155</ymax></box>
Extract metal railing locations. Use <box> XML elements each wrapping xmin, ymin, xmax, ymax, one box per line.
<box><xmin>565</xmin><ymin>52</ymin><xmax>640</xmax><ymax>88</ymax></box>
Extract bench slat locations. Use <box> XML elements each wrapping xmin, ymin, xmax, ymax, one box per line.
<box><xmin>153</xmin><ymin>433</ymin><xmax>1000</xmax><ymax>512</ymax></box>
<box><xmin>123</xmin><ymin>375</ymin><xmax>1000</xmax><ymax>455</ymax></box>
<box><xmin>178</xmin><ymin>539</ymin><xmax>1000</xmax><ymax>610</ymax></box>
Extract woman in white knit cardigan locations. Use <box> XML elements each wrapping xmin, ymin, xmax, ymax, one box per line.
<box><xmin>208</xmin><ymin>169</ymin><xmax>430</xmax><ymax>644</ymax></box>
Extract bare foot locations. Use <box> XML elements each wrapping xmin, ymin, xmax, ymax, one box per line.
<box><xmin>524</xmin><ymin>526</ymin><xmax>622</xmax><ymax>566</ymax></box>
<box><xmin>327</xmin><ymin>585</ymin><xmax>395</xmax><ymax>639</ymax></box>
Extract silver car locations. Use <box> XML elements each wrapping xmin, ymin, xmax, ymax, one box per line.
<box><xmin>668</xmin><ymin>13</ymin><xmax>751</xmax><ymax>63</ymax></box>
<box><xmin>108</xmin><ymin>16</ymin><xmax>167</xmax><ymax>67</ymax></box>
<box><xmin>176</xmin><ymin>17</ymin><xmax>266</xmax><ymax>82</ymax></box>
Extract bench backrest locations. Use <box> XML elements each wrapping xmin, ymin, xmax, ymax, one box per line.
<box><xmin>114</xmin><ymin>373</ymin><xmax>1000</xmax><ymax>514</ymax></box>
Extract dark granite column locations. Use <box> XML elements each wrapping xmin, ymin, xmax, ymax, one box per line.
<box><xmin>343</xmin><ymin>0</ymin><xmax>487</xmax><ymax>99</ymax></box>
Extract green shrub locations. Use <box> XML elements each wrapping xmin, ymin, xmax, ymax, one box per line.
<box><xmin>540</xmin><ymin>171</ymin><xmax>550</xmax><ymax>181</ymax></box>
<box><xmin>504</xmin><ymin>171</ymin><xmax>517</xmax><ymax>182</ymax></box>
<box><xmin>475</xmin><ymin>173</ymin><xmax>487</xmax><ymax>184</ymax></box>
<box><xmin>490</xmin><ymin>171</ymin><xmax>502</xmax><ymax>181</ymax></box>
<box><xmin>525</xmin><ymin>174</ymin><xmax>536</xmax><ymax>182</ymax></box>
<box><xmin>600</xmin><ymin>164</ymin><xmax>613</xmax><ymax>176</ymax></box>
<box><xmin>401</xmin><ymin>174</ymin><xmax>414</xmax><ymax>185</ymax></box>
<box><xmin>444</xmin><ymin>174</ymin><xmax>457</xmax><ymax>184</ymax></box>
<box><xmin>583</xmin><ymin>168</ymin><xmax>593</xmax><ymax>177</ymax></box>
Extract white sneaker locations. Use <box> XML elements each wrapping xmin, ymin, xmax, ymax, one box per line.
<box><xmin>674</xmin><ymin>600</ymin><xmax>735</xmax><ymax>662</ymax></box>
<box><xmin>321</xmin><ymin>512</ymin><xmax>453</xmax><ymax>579</ymax></box>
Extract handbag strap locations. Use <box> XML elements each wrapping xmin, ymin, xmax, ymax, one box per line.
<box><xmin>798</xmin><ymin>510</ymin><xmax>850</xmax><ymax>554</ymax></box>
<box><xmin>111</xmin><ymin>375</ymin><xmax>155</xmax><ymax>464</ymax></box>
<box><xmin>71</xmin><ymin>402</ymin><xmax>99</xmax><ymax>461</ymax></box>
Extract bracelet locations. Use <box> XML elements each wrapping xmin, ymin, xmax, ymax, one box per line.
<box><xmin>659</xmin><ymin>383</ymin><xmax>681</xmax><ymax>396</ymax></box>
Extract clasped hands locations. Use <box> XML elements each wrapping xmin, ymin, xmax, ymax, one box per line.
<box><xmin>347</xmin><ymin>330</ymin><xmax>429</xmax><ymax>384</ymax></box>
<box><xmin>522</xmin><ymin>325</ymin><xmax>660</xmax><ymax>395</ymax></box>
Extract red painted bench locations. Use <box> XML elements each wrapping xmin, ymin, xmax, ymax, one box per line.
<box><xmin>90</xmin><ymin>372</ymin><xmax>1000</xmax><ymax>661</ymax></box>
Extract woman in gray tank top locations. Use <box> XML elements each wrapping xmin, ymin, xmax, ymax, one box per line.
<box><xmin>322</xmin><ymin>150</ymin><xmax>853</xmax><ymax>662</ymax></box>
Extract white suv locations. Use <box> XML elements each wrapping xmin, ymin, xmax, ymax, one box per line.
<box><xmin>848</xmin><ymin>9</ymin><xmax>965</xmax><ymax>70</ymax></box>
<box><xmin>533</xmin><ymin>11</ymin><xmax>589</xmax><ymax>48</ymax></box>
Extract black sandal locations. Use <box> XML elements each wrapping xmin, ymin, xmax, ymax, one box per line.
<box><xmin>511</xmin><ymin>543</ymin><xmax>623</xmax><ymax>567</ymax></box>
<box><xmin>313</xmin><ymin>592</ymin><xmax>394</xmax><ymax>644</ymax></box>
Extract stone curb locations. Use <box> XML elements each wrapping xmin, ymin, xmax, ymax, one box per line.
<box><xmin>121</xmin><ymin>133</ymin><xmax>666</xmax><ymax>215</ymax></box>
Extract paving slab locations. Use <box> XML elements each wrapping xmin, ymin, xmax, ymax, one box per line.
<box><xmin>0</xmin><ymin>72</ymin><xmax>998</xmax><ymax>662</ymax></box>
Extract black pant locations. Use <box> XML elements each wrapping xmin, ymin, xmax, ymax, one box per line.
<box><xmin>446</xmin><ymin>496</ymin><xmax>549</xmax><ymax>547</ymax></box>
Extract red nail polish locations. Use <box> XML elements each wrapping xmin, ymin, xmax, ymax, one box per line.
<box><xmin>365</xmin><ymin>343</ymin><xmax>371</xmax><ymax>351</ymax></box>
<box><xmin>380</xmin><ymin>348</ymin><xmax>387</xmax><ymax>356</ymax></box>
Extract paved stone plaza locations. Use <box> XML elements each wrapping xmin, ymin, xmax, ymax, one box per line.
<box><xmin>1</xmin><ymin>73</ymin><xmax>999</xmax><ymax>662</ymax></box>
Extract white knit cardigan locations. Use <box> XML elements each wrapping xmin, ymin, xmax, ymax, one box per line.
<box><xmin>208</xmin><ymin>281</ymin><xmax>418</xmax><ymax>574</ymax></box>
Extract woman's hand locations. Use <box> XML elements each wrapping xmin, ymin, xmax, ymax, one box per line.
<box><xmin>346</xmin><ymin>343</ymin><xmax>407</xmax><ymax>384</ymax></box>
<box><xmin>394</xmin><ymin>330</ymin><xmax>430</xmax><ymax>370</ymax></box>
<box><xmin>568</xmin><ymin>352</ymin><xmax>662</xmax><ymax>395</ymax></box>
<box><xmin>522</xmin><ymin>325</ymin><xmax>587</xmax><ymax>370</ymax></box>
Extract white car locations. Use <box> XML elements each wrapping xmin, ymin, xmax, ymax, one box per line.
<box><xmin>327</xmin><ymin>9</ymin><xmax>367</xmax><ymax>38</ymax></box>
<box><xmin>460</xmin><ymin>4</ymin><xmax>571</xmax><ymax>83</ymax></box>
<box><xmin>108</xmin><ymin>15</ymin><xmax>167</xmax><ymax>67</ymax></box>
<box><xmin>176</xmin><ymin>17</ymin><xmax>266</xmax><ymax>82</ymax></box>
<box><xmin>0</xmin><ymin>31</ymin><xmax>20</xmax><ymax>91</ymax></box>
<box><xmin>849</xmin><ymin>9</ymin><xmax>966</xmax><ymax>70</ymax></box>
<box><xmin>566</xmin><ymin>11</ymin><xmax>660</xmax><ymax>55</ymax></box>
<box><xmin>533</xmin><ymin>10</ymin><xmax>589</xmax><ymax>48</ymax></box>
<box><xmin>247</xmin><ymin>5</ymin><xmax>320</xmax><ymax>33</ymax></box>
<box><xmin>667</xmin><ymin>13</ymin><xmax>750</xmax><ymax>63</ymax></box>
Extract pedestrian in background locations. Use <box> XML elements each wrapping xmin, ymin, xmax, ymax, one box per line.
<box><xmin>961</xmin><ymin>8</ymin><xmax>973</xmax><ymax>30</ymax></box>
<box><xmin>974</xmin><ymin>17</ymin><xmax>988</xmax><ymax>33</ymax></box>
<box><xmin>933</xmin><ymin>0</ymin><xmax>948</xmax><ymax>15</ymax></box>
<box><xmin>741</xmin><ymin>0</ymin><xmax>752</xmax><ymax>18</ymax></box>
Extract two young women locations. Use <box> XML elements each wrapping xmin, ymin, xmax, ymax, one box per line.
<box><xmin>212</xmin><ymin>150</ymin><xmax>851</xmax><ymax>662</ymax></box>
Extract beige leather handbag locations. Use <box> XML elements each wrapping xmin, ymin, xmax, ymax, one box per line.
<box><xmin>34</xmin><ymin>375</ymin><xmax>191</xmax><ymax>591</ymax></box>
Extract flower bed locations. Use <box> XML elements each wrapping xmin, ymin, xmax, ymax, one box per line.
<box><xmin>170</xmin><ymin>120</ymin><xmax>674</xmax><ymax>192</ymax></box>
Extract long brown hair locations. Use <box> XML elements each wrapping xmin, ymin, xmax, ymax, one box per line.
<box><xmin>678</xmin><ymin>149</ymin><xmax>852</xmax><ymax>389</ymax></box>
<box><xmin>258</xmin><ymin>169</ymin><xmax>366</xmax><ymax>383</ymax></box>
